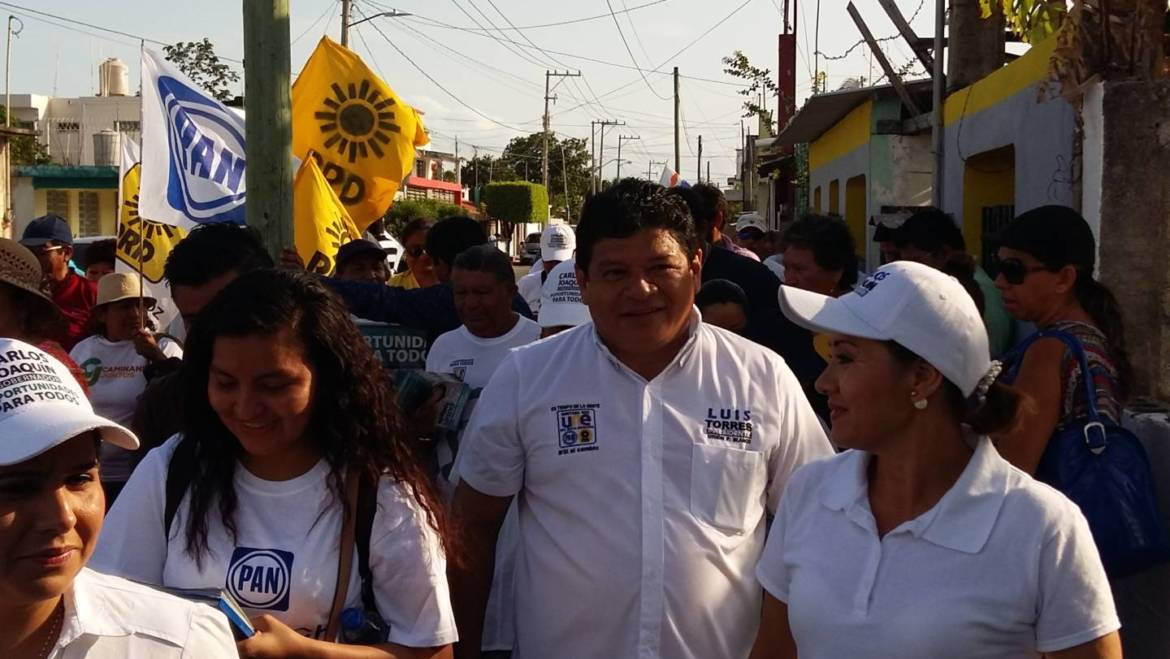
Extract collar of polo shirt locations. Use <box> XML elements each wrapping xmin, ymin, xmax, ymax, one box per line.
<box><xmin>817</xmin><ymin>435</ymin><xmax>1010</xmax><ymax>554</ymax></box>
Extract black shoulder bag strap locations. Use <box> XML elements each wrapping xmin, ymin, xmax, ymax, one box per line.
<box><xmin>164</xmin><ymin>436</ymin><xmax>199</xmax><ymax>538</ymax></box>
<box><xmin>355</xmin><ymin>472</ymin><xmax>380</xmax><ymax>616</ymax></box>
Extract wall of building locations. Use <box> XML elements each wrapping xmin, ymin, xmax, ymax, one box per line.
<box><xmin>940</xmin><ymin>36</ymin><xmax>1078</xmax><ymax>260</ymax></box>
<box><xmin>11</xmin><ymin>181</ymin><xmax>117</xmax><ymax>239</ymax></box>
<box><xmin>809</xmin><ymin>100</ymin><xmax>871</xmax><ymax>252</ymax></box>
<box><xmin>9</xmin><ymin>94</ymin><xmax>141</xmax><ymax>167</ymax></box>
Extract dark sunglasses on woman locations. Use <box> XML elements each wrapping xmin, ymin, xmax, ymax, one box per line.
<box><xmin>994</xmin><ymin>256</ymin><xmax>1047</xmax><ymax>285</ymax></box>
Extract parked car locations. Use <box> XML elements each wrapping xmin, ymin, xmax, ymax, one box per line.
<box><xmin>521</xmin><ymin>232</ymin><xmax>542</xmax><ymax>264</ymax></box>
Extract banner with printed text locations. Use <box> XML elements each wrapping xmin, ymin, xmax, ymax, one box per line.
<box><xmin>292</xmin><ymin>36</ymin><xmax>429</xmax><ymax>232</ymax></box>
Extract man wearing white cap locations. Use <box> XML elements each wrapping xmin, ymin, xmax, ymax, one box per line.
<box><xmin>537</xmin><ymin>258</ymin><xmax>591</xmax><ymax>337</ymax></box>
<box><xmin>450</xmin><ymin>180</ymin><xmax>832</xmax><ymax>659</ymax></box>
<box><xmin>0</xmin><ymin>338</ymin><xmax>237</xmax><ymax>656</ymax></box>
<box><xmin>750</xmin><ymin>262</ymin><xmax>1120</xmax><ymax>658</ymax></box>
<box><xmin>516</xmin><ymin>224</ymin><xmax>576</xmax><ymax>314</ymax></box>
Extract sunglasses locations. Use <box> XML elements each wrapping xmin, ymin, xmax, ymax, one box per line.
<box><xmin>30</xmin><ymin>245</ymin><xmax>64</xmax><ymax>255</ymax></box>
<box><xmin>405</xmin><ymin>245</ymin><xmax>426</xmax><ymax>258</ymax></box>
<box><xmin>994</xmin><ymin>256</ymin><xmax>1047</xmax><ymax>285</ymax></box>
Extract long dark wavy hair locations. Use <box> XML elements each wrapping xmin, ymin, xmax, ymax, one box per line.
<box><xmin>178</xmin><ymin>269</ymin><xmax>457</xmax><ymax>565</ymax></box>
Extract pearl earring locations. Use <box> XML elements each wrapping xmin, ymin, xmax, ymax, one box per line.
<box><xmin>913</xmin><ymin>398</ymin><xmax>928</xmax><ymax>410</ymax></box>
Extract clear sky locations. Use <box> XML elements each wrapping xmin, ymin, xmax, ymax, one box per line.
<box><xmin>7</xmin><ymin>0</ymin><xmax>941</xmax><ymax>183</ymax></box>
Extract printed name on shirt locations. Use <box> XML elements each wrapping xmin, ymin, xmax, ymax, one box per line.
<box><xmin>226</xmin><ymin>547</ymin><xmax>294</xmax><ymax>611</ymax></box>
<box><xmin>79</xmin><ymin>358</ymin><xmax>144</xmax><ymax>386</ymax></box>
<box><xmin>449</xmin><ymin>358</ymin><xmax>473</xmax><ymax>382</ymax></box>
<box><xmin>552</xmin><ymin>403</ymin><xmax>600</xmax><ymax>455</ymax></box>
<box><xmin>704</xmin><ymin>407</ymin><xmax>754</xmax><ymax>444</ymax></box>
<box><xmin>854</xmin><ymin>270</ymin><xmax>890</xmax><ymax>297</ymax></box>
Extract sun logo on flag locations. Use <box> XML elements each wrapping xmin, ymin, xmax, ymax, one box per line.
<box><xmin>315</xmin><ymin>80</ymin><xmax>400</xmax><ymax>164</ymax></box>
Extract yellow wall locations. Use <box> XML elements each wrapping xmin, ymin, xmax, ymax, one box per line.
<box><xmin>813</xmin><ymin>187</ymin><xmax>822</xmax><ymax>213</ymax></box>
<box><xmin>34</xmin><ymin>188</ymin><xmax>118</xmax><ymax>238</ymax></box>
<box><xmin>961</xmin><ymin>146</ymin><xmax>1015</xmax><ymax>258</ymax></box>
<box><xmin>809</xmin><ymin>100</ymin><xmax>873</xmax><ymax>172</ymax></box>
<box><xmin>828</xmin><ymin>180</ymin><xmax>840</xmax><ymax>214</ymax></box>
<box><xmin>944</xmin><ymin>36</ymin><xmax>1057</xmax><ymax>127</ymax></box>
<box><xmin>845</xmin><ymin>175</ymin><xmax>867</xmax><ymax>255</ymax></box>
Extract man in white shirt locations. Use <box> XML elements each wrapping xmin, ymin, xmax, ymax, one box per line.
<box><xmin>450</xmin><ymin>179</ymin><xmax>833</xmax><ymax>659</ymax></box>
<box><xmin>427</xmin><ymin>245</ymin><xmax>542</xmax><ymax>389</ymax></box>
<box><xmin>516</xmin><ymin>224</ymin><xmax>575</xmax><ymax>315</ymax></box>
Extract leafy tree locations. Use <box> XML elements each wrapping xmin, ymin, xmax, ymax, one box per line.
<box><xmin>441</xmin><ymin>170</ymin><xmax>458</xmax><ymax>183</ymax></box>
<box><xmin>462</xmin><ymin>132</ymin><xmax>592</xmax><ymax>219</ymax></box>
<box><xmin>981</xmin><ymin>0</ymin><xmax>1065</xmax><ymax>43</ymax></box>
<box><xmin>0</xmin><ymin>106</ymin><xmax>50</xmax><ymax>165</ymax></box>
<box><xmin>383</xmin><ymin>198</ymin><xmax>468</xmax><ymax>241</ymax></box>
<box><xmin>483</xmin><ymin>181</ymin><xmax>549</xmax><ymax>243</ymax></box>
<box><xmin>163</xmin><ymin>38</ymin><xmax>240</xmax><ymax>101</ymax></box>
<box><xmin>722</xmin><ymin>50</ymin><xmax>780</xmax><ymax>130</ymax></box>
<box><xmin>461</xmin><ymin>154</ymin><xmax>518</xmax><ymax>189</ymax></box>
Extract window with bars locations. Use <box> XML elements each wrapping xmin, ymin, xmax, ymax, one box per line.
<box><xmin>78</xmin><ymin>192</ymin><xmax>102</xmax><ymax>237</ymax></box>
<box><xmin>115</xmin><ymin>120</ymin><xmax>141</xmax><ymax>132</ymax></box>
<box><xmin>46</xmin><ymin>190</ymin><xmax>71</xmax><ymax>219</ymax></box>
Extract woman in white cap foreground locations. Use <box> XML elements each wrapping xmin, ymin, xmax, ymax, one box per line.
<box><xmin>750</xmin><ymin>261</ymin><xmax>1120</xmax><ymax>658</ymax></box>
<box><xmin>69</xmin><ymin>272</ymin><xmax>182</xmax><ymax>505</ymax></box>
<box><xmin>0</xmin><ymin>338</ymin><xmax>236</xmax><ymax>657</ymax></box>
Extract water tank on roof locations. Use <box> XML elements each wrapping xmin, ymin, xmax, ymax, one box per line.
<box><xmin>93</xmin><ymin>129</ymin><xmax>120</xmax><ymax>166</ymax></box>
<box><xmin>98</xmin><ymin>58</ymin><xmax>129</xmax><ymax>97</ymax></box>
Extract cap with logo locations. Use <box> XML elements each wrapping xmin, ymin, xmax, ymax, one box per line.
<box><xmin>19</xmin><ymin>214</ymin><xmax>74</xmax><ymax>247</ymax></box>
<box><xmin>778</xmin><ymin>261</ymin><xmax>991</xmax><ymax>396</ymax></box>
<box><xmin>96</xmin><ymin>272</ymin><xmax>156</xmax><ymax>307</ymax></box>
<box><xmin>0</xmin><ymin>338</ymin><xmax>139</xmax><ymax>466</ymax></box>
<box><xmin>540</xmin><ymin>224</ymin><xmax>576</xmax><ymax>262</ymax></box>
<box><xmin>538</xmin><ymin>259</ymin><xmax>591</xmax><ymax>329</ymax></box>
<box><xmin>735</xmin><ymin>213</ymin><xmax>767</xmax><ymax>237</ymax></box>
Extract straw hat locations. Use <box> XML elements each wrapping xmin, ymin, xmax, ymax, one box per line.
<box><xmin>96</xmin><ymin>272</ymin><xmax>156</xmax><ymax>307</ymax></box>
<box><xmin>0</xmin><ymin>237</ymin><xmax>51</xmax><ymax>302</ymax></box>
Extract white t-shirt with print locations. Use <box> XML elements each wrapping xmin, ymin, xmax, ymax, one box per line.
<box><xmin>425</xmin><ymin>316</ymin><xmax>541</xmax><ymax>389</ymax></box>
<box><xmin>517</xmin><ymin>271</ymin><xmax>544</xmax><ymax>316</ymax></box>
<box><xmin>755</xmin><ymin>435</ymin><xmax>1119</xmax><ymax>658</ymax></box>
<box><xmin>69</xmin><ymin>335</ymin><xmax>182</xmax><ymax>482</ymax></box>
<box><xmin>91</xmin><ymin>435</ymin><xmax>458</xmax><ymax>648</ymax></box>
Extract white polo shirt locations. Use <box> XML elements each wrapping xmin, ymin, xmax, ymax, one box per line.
<box><xmin>457</xmin><ymin>310</ymin><xmax>833</xmax><ymax>659</ymax></box>
<box><xmin>51</xmin><ymin>567</ymin><xmax>237</xmax><ymax>658</ymax></box>
<box><xmin>756</xmin><ymin>435</ymin><xmax>1120</xmax><ymax>658</ymax></box>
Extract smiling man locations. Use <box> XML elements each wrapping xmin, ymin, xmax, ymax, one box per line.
<box><xmin>449</xmin><ymin>179</ymin><xmax>833</xmax><ymax>659</ymax></box>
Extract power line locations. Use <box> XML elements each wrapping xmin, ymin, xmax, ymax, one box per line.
<box><xmin>377</xmin><ymin>0</ymin><xmax>670</xmax><ymax>31</ymax></box>
<box><xmin>815</xmin><ymin>0</ymin><xmax>926</xmax><ymax>61</ymax></box>
<box><xmin>292</xmin><ymin>0</ymin><xmax>338</xmax><ymax>46</ymax></box>
<box><xmin>604</xmin><ymin>0</ymin><xmax>669</xmax><ymax>100</ymax></box>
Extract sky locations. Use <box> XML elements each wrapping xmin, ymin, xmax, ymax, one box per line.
<box><xmin>7</xmin><ymin>0</ymin><xmax>944</xmax><ymax>185</ymax></box>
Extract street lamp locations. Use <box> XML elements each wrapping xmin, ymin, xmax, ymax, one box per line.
<box><xmin>349</xmin><ymin>9</ymin><xmax>412</xmax><ymax>28</ymax></box>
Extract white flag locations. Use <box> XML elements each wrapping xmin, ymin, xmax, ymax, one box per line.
<box><xmin>139</xmin><ymin>48</ymin><xmax>246</xmax><ymax>228</ymax></box>
<box><xmin>658</xmin><ymin>165</ymin><xmax>689</xmax><ymax>189</ymax></box>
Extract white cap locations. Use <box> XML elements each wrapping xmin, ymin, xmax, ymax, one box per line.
<box><xmin>735</xmin><ymin>213</ymin><xmax>767</xmax><ymax>234</ymax></box>
<box><xmin>540</xmin><ymin>224</ymin><xmax>576</xmax><ymax>262</ymax></box>
<box><xmin>0</xmin><ymin>338</ymin><xmax>138</xmax><ymax>466</ymax></box>
<box><xmin>778</xmin><ymin>261</ymin><xmax>991</xmax><ymax>396</ymax></box>
<box><xmin>538</xmin><ymin>259</ymin><xmax>591</xmax><ymax>329</ymax></box>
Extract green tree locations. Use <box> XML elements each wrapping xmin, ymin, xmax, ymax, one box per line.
<box><xmin>0</xmin><ymin>106</ymin><xmax>50</xmax><ymax>165</ymax></box>
<box><xmin>722</xmin><ymin>50</ymin><xmax>779</xmax><ymax>130</ymax></box>
<box><xmin>163</xmin><ymin>38</ymin><xmax>240</xmax><ymax>101</ymax></box>
<box><xmin>461</xmin><ymin>154</ymin><xmax>519</xmax><ymax>189</ymax></box>
<box><xmin>500</xmin><ymin>133</ymin><xmax>591</xmax><ymax>220</ymax></box>
<box><xmin>382</xmin><ymin>198</ymin><xmax>468</xmax><ymax>240</ymax></box>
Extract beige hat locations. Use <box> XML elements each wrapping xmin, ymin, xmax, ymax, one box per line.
<box><xmin>96</xmin><ymin>272</ymin><xmax>155</xmax><ymax>307</ymax></box>
<box><xmin>0</xmin><ymin>237</ymin><xmax>51</xmax><ymax>302</ymax></box>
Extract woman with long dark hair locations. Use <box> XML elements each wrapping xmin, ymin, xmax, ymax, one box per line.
<box><xmin>93</xmin><ymin>269</ymin><xmax>457</xmax><ymax>658</ymax></box>
<box><xmin>991</xmin><ymin>205</ymin><xmax>1132</xmax><ymax>475</ymax></box>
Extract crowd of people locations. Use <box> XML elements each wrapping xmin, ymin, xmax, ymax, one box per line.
<box><xmin>0</xmin><ymin>178</ymin><xmax>1154</xmax><ymax>659</ymax></box>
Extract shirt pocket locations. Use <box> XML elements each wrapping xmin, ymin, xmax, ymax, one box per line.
<box><xmin>690</xmin><ymin>443</ymin><xmax>766</xmax><ymax>534</ymax></box>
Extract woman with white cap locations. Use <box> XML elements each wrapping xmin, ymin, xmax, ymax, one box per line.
<box><xmin>0</xmin><ymin>338</ymin><xmax>236</xmax><ymax>657</ymax></box>
<box><xmin>750</xmin><ymin>261</ymin><xmax>1121</xmax><ymax>658</ymax></box>
<box><xmin>69</xmin><ymin>272</ymin><xmax>182</xmax><ymax>504</ymax></box>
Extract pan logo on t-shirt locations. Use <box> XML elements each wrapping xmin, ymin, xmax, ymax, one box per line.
<box><xmin>227</xmin><ymin>547</ymin><xmax>294</xmax><ymax>611</ymax></box>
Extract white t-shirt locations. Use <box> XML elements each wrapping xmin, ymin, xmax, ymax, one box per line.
<box><xmin>425</xmin><ymin>316</ymin><xmax>541</xmax><ymax>389</ymax></box>
<box><xmin>51</xmin><ymin>567</ymin><xmax>237</xmax><ymax>658</ymax></box>
<box><xmin>756</xmin><ymin>435</ymin><xmax>1120</xmax><ymax>658</ymax></box>
<box><xmin>516</xmin><ymin>271</ymin><xmax>544</xmax><ymax>315</ymax></box>
<box><xmin>91</xmin><ymin>435</ymin><xmax>458</xmax><ymax>648</ymax></box>
<box><xmin>457</xmin><ymin>311</ymin><xmax>834</xmax><ymax>659</ymax></box>
<box><xmin>69</xmin><ymin>335</ymin><xmax>183</xmax><ymax>482</ymax></box>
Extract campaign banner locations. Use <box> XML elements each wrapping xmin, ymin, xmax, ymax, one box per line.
<box><xmin>116</xmin><ymin>137</ymin><xmax>183</xmax><ymax>332</ymax></box>
<box><xmin>140</xmin><ymin>48</ymin><xmax>246</xmax><ymax>228</ymax></box>
<box><xmin>354</xmin><ymin>320</ymin><xmax>427</xmax><ymax>370</ymax></box>
<box><xmin>293</xmin><ymin>158</ymin><xmax>361</xmax><ymax>275</ymax></box>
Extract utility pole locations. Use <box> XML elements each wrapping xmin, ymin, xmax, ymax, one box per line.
<box><xmin>243</xmin><ymin>0</ymin><xmax>293</xmax><ymax>260</ymax></box>
<box><xmin>473</xmin><ymin>145</ymin><xmax>479</xmax><ymax>199</ymax></box>
<box><xmin>673</xmin><ymin>66</ymin><xmax>680</xmax><ymax>173</ymax></box>
<box><xmin>596</xmin><ymin>119</ymin><xmax>624</xmax><ymax>187</ymax></box>
<box><xmin>931</xmin><ymin>0</ymin><xmax>945</xmax><ymax>207</ymax></box>
<box><xmin>707</xmin><ymin>162</ymin><xmax>711</xmax><ymax>186</ymax></box>
<box><xmin>543</xmin><ymin>70</ymin><xmax>581</xmax><ymax>194</ymax></box>
<box><xmin>454</xmin><ymin>136</ymin><xmax>461</xmax><ymax>186</ymax></box>
<box><xmin>617</xmin><ymin>135</ymin><xmax>639</xmax><ymax>181</ymax></box>
<box><xmin>590</xmin><ymin>120</ymin><xmax>597</xmax><ymax>194</ymax></box>
<box><xmin>559</xmin><ymin>143</ymin><xmax>572</xmax><ymax>223</ymax></box>
<box><xmin>340</xmin><ymin>0</ymin><xmax>350</xmax><ymax>46</ymax></box>
<box><xmin>697</xmin><ymin>135</ymin><xmax>703</xmax><ymax>183</ymax></box>
<box><xmin>5</xmin><ymin>16</ymin><xmax>22</xmax><ymax>235</ymax></box>
<box><xmin>649</xmin><ymin>159</ymin><xmax>666</xmax><ymax>181</ymax></box>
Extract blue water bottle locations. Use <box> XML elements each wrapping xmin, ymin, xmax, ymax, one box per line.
<box><xmin>340</xmin><ymin>607</ymin><xmax>387</xmax><ymax>644</ymax></box>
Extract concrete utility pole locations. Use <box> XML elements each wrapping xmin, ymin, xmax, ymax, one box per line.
<box><xmin>617</xmin><ymin>135</ymin><xmax>639</xmax><ymax>180</ymax></box>
<box><xmin>697</xmin><ymin>135</ymin><xmax>703</xmax><ymax>182</ymax></box>
<box><xmin>596</xmin><ymin>119</ymin><xmax>624</xmax><ymax>187</ymax></box>
<box><xmin>340</xmin><ymin>0</ymin><xmax>350</xmax><ymax>46</ymax></box>
<box><xmin>931</xmin><ymin>0</ymin><xmax>945</xmax><ymax>207</ymax></box>
<box><xmin>673</xmin><ymin>66</ymin><xmax>680</xmax><ymax>173</ymax></box>
<box><xmin>243</xmin><ymin>0</ymin><xmax>294</xmax><ymax>259</ymax></box>
<box><xmin>590</xmin><ymin>120</ymin><xmax>598</xmax><ymax>194</ymax></box>
<box><xmin>559</xmin><ymin>143</ymin><xmax>572</xmax><ymax>223</ymax></box>
<box><xmin>649</xmin><ymin>159</ymin><xmax>666</xmax><ymax>181</ymax></box>
<box><xmin>543</xmin><ymin>70</ymin><xmax>581</xmax><ymax>194</ymax></box>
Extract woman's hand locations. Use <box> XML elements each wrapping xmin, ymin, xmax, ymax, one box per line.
<box><xmin>237</xmin><ymin>614</ymin><xmax>314</xmax><ymax>659</ymax></box>
<box><xmin>132</xmin><ymin>329</ymin><xmax>168</xmax><ymax>363</ymax></box>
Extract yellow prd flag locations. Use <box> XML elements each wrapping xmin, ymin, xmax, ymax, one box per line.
<box><xmin>294</xmin><ymin>157</ymin><xmax>363</xmax><ymax>276</ymax></box>
<box><xmin>116</xmin><ymin>152</ymin><xmax>186</xmax><ymax>285</ymax></box>
<box><xmin>292</xmin><ymin>36</ymin><xmax>429</xmax><ymax>231</ymax></box>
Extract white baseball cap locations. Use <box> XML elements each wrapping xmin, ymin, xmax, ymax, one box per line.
<box><xmin>538</xmin><ymin>259</ymin><xmax>591</xmax><ymax>329</ymax></box>
<box><xmin>778</xmin><ymin>261</ymin><xmax>991</xmax><ymax>396</ymax></box>
<box><xmin>540</xmin><ymin>224</ymin><xmax>576</xmax><ymax>262</ymax></box>
<box><xmin>0</xmin><ymin>338</ymin><xmax>139</xmax><ymax>466</ymax></box>
<box><xmin>735</xmin><ymin>213</ymin><xmax>767</xmax><ymax>235</ymax></box>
